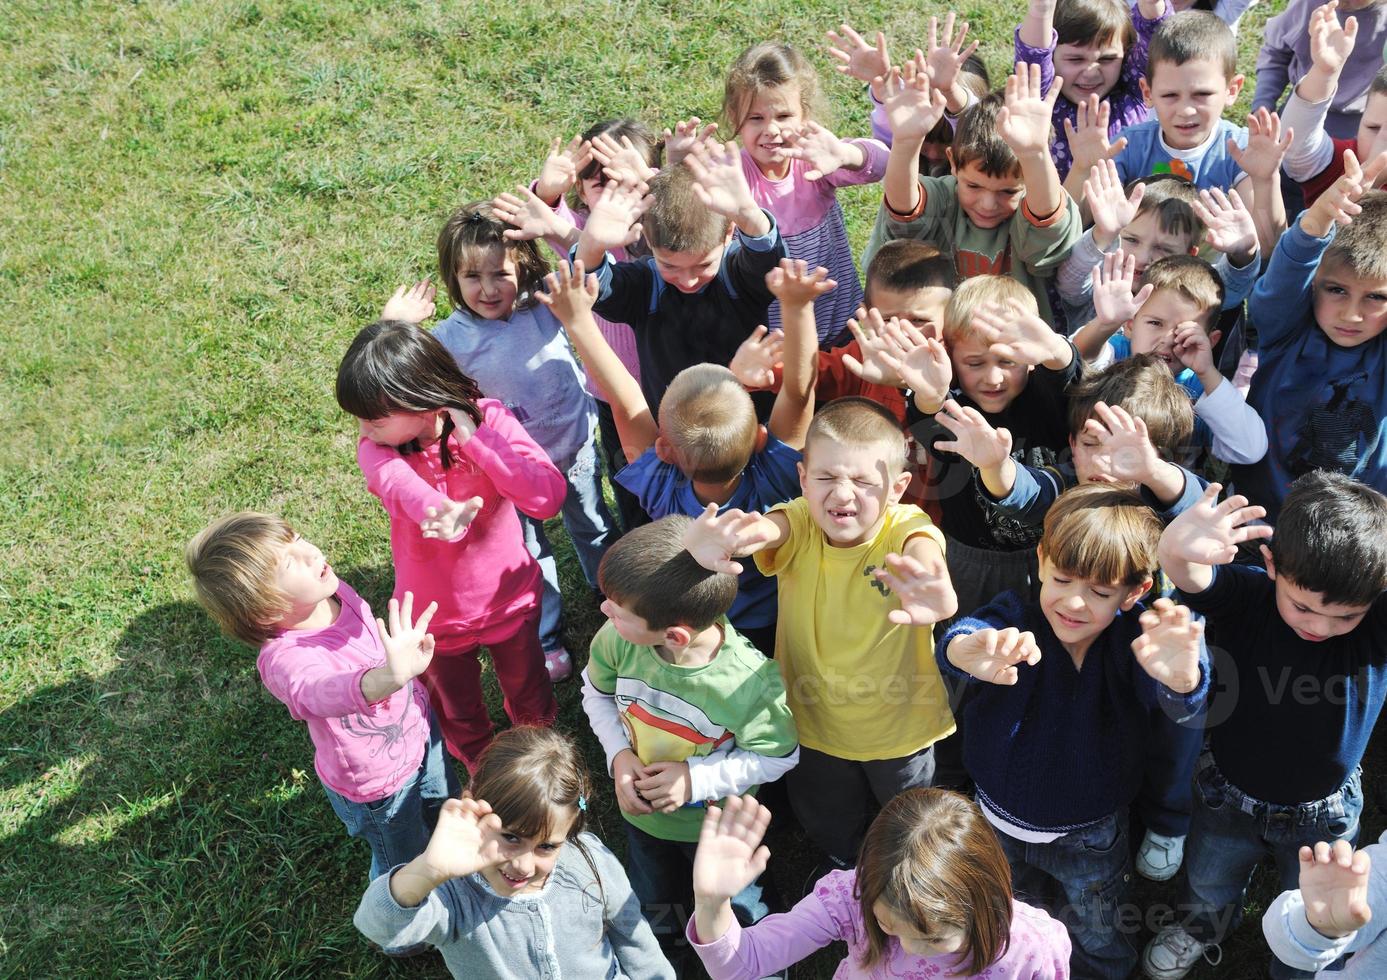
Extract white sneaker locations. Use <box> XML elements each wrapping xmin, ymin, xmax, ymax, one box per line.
<box><xmin>1142</xmin><ymin>924</ymin><xmax>1221</xmax><ymax>979</ymax></box>
<box><xmin>1136</xmin><ymin>831</ymin><xmax>1185</xmax><ymax>881</ymax></box>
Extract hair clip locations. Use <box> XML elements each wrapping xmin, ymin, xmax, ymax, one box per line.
<box><xmin>465</xmin><ymin>210</ymin><xmax>486</xmax><ymax>224</ymax></box>
<box><xmin>577</xmin><ymin>795</ymin><xmax>588</xmax><ymax>812</ymax></box>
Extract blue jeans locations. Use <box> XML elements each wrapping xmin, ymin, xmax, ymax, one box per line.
<box><xmin>322</xmin><ymin>712</ymin><xmax>460</xmax><ymax>883</ymax></box>
<box><xmin>995</xmin><ymin>810</ymin><xmax>1135</xmax><ymax>980</ymax></box>
<box><xmin>524</xmin><ymin>437</ymin><xmax>616</xmax><ymax>650</ymax></box>
<box><xmin>1179</xmin><ymin>756</ymin><xmax>1363</xmax><ymax>980</ymax></box>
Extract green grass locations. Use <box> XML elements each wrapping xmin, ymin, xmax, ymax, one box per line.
<box><xmin>0</xmin><ymin>0</ymin><xmax>1350</xmax><ymax>976</ymax></box>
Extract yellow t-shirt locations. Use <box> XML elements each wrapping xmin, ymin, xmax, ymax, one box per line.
<box><xmin>755</xmin><ymin>498</ymin><xmax>955</xmax><ymax>761</ymax></box>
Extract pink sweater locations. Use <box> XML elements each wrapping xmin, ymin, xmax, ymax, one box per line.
<box><xmin>688</xmin><ymin>869</ymin><xmax>1071</xmax><ymax>980</ymax></box>
<box><xmin>356</xmin><ymin>399</ymin><xmax>565</xmax><ymax>640</ymax></box>
<box><xmin>257</xmin><ymin>582</ymin><xmax>431</xmax><ymax>803</ymax></box>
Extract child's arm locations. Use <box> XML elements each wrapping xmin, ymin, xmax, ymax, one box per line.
<box><xmin>1251</xmin><ymin>11</ymin><xmax>1299</xmax><ymax>117</ymax></box>
<box><xmin>691</xmin><ymin>797</ymin><xmax>774</xmax><ymax>948</ymax></box>
<box><xmin>683</xmin><ymin>503</ymin><xmax>790</xmax><ymax>576</ymax></box>
<box><xmin>381</xmin><ymin>280</ymin><xmax>437</xmax><ymax>324</ymax></box>
<box><xmin>872</xmin><ymin>534</ymin><xmax>958</xmax><ymax>626</ymax></box>
<box><xmin>385</xmin><ymin>798</ymin><xmax>505</xmax><ymax>909</ymax></box>
<box><xmin>1173</xmin><ymin>321</ymin><xmax>1269</xmax><ymax>465</ymax></box>
<box><xmin>684</xmin><ymin>140</ymin><xmax>772</xmax><ymax>239</ymax></box>
<box><xmin>1157</xmin><ymin>482</ymin><xmax>1273</xmax><ymax>594</ymax></box>
<box><xmin>1230</xmin><ymin>109</ymin><xmax>1293</xmax><ymax>256</ymax></box>
<box><xmin>359</xmin><ymin>437</ymin><xmax>486</xmax><ymax>532</ymax></box>
<box><xmin>943</xmin><ymin>625</ymin><xmax>1044</xmax><ymax>686</ymax></box>
<box><xmin>824</xmin><ymin>23</ymin><xmax>895</xmax><ymax>142</ymax></box>
<box><xmin>880</xmin><ymin>61</ymin><xmax>948</xmax><ymax>215</ymax></box>
<box><xmin>1263</xmin><ymin>839</ymin><xmax>1380</xmax><ymax>973</ymax></box>
<box><xmin>579</xmin><ymin>646</ymin><xmax>657</xmax><ymax>816</ymax></box>
<box><xmin>1083</xmin><ymin>401</ymin><xmax>1188</xmax><ymax>506</ymax></box>
<box><xmin>997</xmin><ymin>62</ymin><xmax>1065</xmax><ymax>222</ymax></box>
<box><xmin>934</xmin><ymin>399</ymin><xmax>1019</xmax><ymax>500</ymax></box>
<box><xmin>1072</xmin><ymin>250</ymin><xmax>1153</xmax><ymax>361</ymax></box>
<box><xmin>1192</xmin><ymin>187</ymin><xmax>1261</xmax><ymax>301</ymax></box>
<box><xmin>595</xmin><ymin>844</ymin><xmax>678</xmax><ymax>980</ymax></box>
<box><xmin>358</xmin><ymin>594</ymin><xmax>438</xmax><ymax>704</ymax></box>
<box><xmin>1019</xmin><ymin>0</ymin><xmax>1055</xmax><ymax>52</ymax></box>
<box><xmin>765</xmin><ymin>260</ymin><xmax>834</xmax><ymax>449</ymax></box>
<box><xmin>924</xmin><ymin>14</ymin><xmax>982</xmax><ymax>116</ymax></box>
<box><xmin>1063</xmin><ymin>98</ymin><xmax>1129</xmax><ymax>206</ymax></box>
<box><xmin>538</xmin><ymin>259</ymin><xmax>658</xmax><ymax>461</ymax></box>
<box><xmin>781</xmin><ymin>122</ymin><xmax>875</xmax><ymax>182</ymax></box>
<box><xmin>1130</xmin><ymin>597</ymin><xmax>1207</xmax><ymax>695</ymax></box>
<box><xmin>1283</xmin><ymin>4</ymin><xmax>1357</xmax><ymax>183</ymax></box>
<box><xmin>491</xmin><ymin>184</ymin><xmax>580</xmax><ymax>252</ymax></box>
<box><xmin>533</xmin><ymin>134</ymin><xmax>590</xmax><ymax>207</ymax></box>
<box><xmin>574</xmin><ymin>179</ymin><xmax>654</xmax><ymax>271</ymax></box>
<box><xmin>662</xmin><ymin>117</ymin><xmax>719</xmax><ymax>167</ymax></box>
<box><xmin>446</xmin><ymin>405</ymin><xmax>565</xmax><ymax>521</ymax></box>
<box><xmin>973</xmin><ymin>299</ymin><xmax>1077</xmax><ymax>372</ymax></box>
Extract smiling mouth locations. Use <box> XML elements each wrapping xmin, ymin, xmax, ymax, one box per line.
<box><xmin>499</xmin><ymin>869</ymin><xmax>531</xmax><ymax>887</ymax></box>
<box><xmin>1055</xmin><ymin>612</ymin><xmax>1086</xmax><ymax>629</ymax></box>
<box><xmin>827</xmin><ymin>508</ymin><xmax>857</xmax><ymax>520</ymax></box>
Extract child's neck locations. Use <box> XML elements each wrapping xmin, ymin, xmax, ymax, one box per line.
<box><xmin>692</xmin><ymin>473</ymin><xmax>744</xmax><ymax>507</ymax></box>
<box><xmin>657</xmin><ymin>622</ymin><xmax>724</xmax><ymax>667</ymax></box>
<box><xmin>280</xmin><ymin>595</ymin><xmax>341</xmax><ymax>633</ymax></box>
<box><xmin>756</xmin><ymin>157</ymin><xmax>792</xmax><ymax>182</ymax></box>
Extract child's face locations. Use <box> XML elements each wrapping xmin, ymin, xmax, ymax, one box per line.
<box><xmin>599</xmin><ymin>597</ymin><xmax>666</xmax><ymax>647</ymax></box>
<box><xmin>458</xmin><ymin>245</ymin><xmax>519</xmax><ymax>320</ymax></box>
<box><xmin>798</xmin><ymin>437</ymin><xmax>911</xmax><ymax>548</ymax></box>
<box><xmin>480</xmin><ymin>811</ymin><xmax>575</xmax><ymax>895</ymax></box>
<box><xmin>1118</xmin><ymin>210</ymin><xmax>1199</xmax><ymax>278</ymax></box>
<box><xmin>1142</xmin><ymin>59</ymin><xmax>1244</xmax><ymax>151</ymax></box>
<box><xmin>273</xmin><ymin>534</ymin><xmax>339</xmax><ymax>613</ymax></box>
<box><xmin>1054</xmin><ymin>37</ymin><xmax>1126</xmax><ymax>105</ymax></box>
<box><xmin>738</xmin><ymin>83</ymin><xmax>804</xmax><ymax>177</ymax></box>
<box><xmin>1264</xmin><ymin>553</ymin><xmax>1372</xmax><ymax>642</ymax></box>
<box><xmin>1312</xmin><ymin>265</ymin><xmax>1387</xmax><ymax>348</ymax></box>
<box><xmin>872</xmin><ymin>901</ymin><xmax>967</xmax><ymax>957</ymax></box>
<box><xmin>1038</xmin><ymin>557</ymin><xmax>1147</xmax><ymax>651</ymax></box>
<box><xmin>1356</xmin><ymin>94</ymin><xmax>1387</xmax><ymax>182</ymax></box>
<box><xmin>650</xmin><ymin>242</ymin><xmax>726</xmax><ymax>294</ymax></box>
<box><xmin>1126</xmin><ymin>288</ymin><xmax>1212</xmax><ymax>368</ymax></box>
<box><xmin>868</xmin><ymin>284</ymin><xmax>953</xmax><ymax>339</ymax></box>
<box><xmin>358</xmin><ymin>410</ymin><xmax>441</xmax><ymax>448</ymax></box>
<box><xmin>1069</xmin><ymin>425</ymin><xmax>1123</xmax><ymax>485</ymax></box>
<box><xmin>949</xmin><ymin>335</ymin><xmax>1031</xmax><ymax>414</ymax></box>
<box><xmin>950</xmin><ymin>159</ymin><xmax>1025</xmax><ymax>229</ymax></box>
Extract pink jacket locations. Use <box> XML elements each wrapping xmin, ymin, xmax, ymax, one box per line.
<box><xmin>357</xmin><ymin>399</ymin><xmax>565</xmax><ymax>641</ymax></box>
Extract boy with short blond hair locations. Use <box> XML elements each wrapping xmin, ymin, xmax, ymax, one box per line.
<box><xmin>682</xmin><ymin>397</ymin><xmax>957</xmax><ymax>867</ymax></box>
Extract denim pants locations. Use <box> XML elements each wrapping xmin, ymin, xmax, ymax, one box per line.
<box><xmin>1179</xmin><ymin>756</ymin><xmax>1363</xmax><ymax>980</ymax></box>
<box><xmin>596</xmin><ymin>397</ymin><xmax>646</xmax><ymax>534</ymax></box>
<box><xmin>321</xmin><ymin>711</ymin><xmax>460</xmax><ymax>883</ymax></box>
<box><xmin>995</xmin><ymin>810</ymin><xmax>1135</xmax><ymax>980</ymax></box>
<box><xmin>523</xmin><ymin>436</ymin><xmax>616</xmax><ymax>650</ymax></box>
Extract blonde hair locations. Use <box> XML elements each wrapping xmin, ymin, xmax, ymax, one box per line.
<box><xmin>942</xmin><ymin>276</ymin><xmax>1037</xmax><ymax>347</ymax></box>
<box><xmin>1039</xmin><ymin>485</ymin><xmax>1162</xmax><ymax>586</ymax></box>
<box><xmin>1321</xmin><ymin>191</ymin><xmax>1387</xmax><ymax>281</ymax></box>
<box><xmin>185</xmin><ymin>512</ymin><xmax>296</xmax><ymax>646</ymax></box>
<box><xmin>804</xmin><ymin>397</ymin><xmax>908</xmax><ymax>473</ymax></box>
<box><xmin>721</xmin><ymin>42</ymin><xmax>823</xmax><ymax>135</ymax></box>
<box><xmin>642</xmin><ymin>165</ymin><xmax>731</xmax><ymax>253</ymax></box>
<box><xmin>1140</xmin><ymin>255</ymin><xmax>1224</xmax><ymax>328</ymax></box>
<box><xmin>658</xmin><ymin>364</ymin><xmax>758</xmax><ymax>483</ymax></box>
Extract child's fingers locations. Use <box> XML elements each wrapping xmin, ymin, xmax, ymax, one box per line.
<box><xmin>414</xmin><ymin>600</ymin><xmax>438</xmax><ymax>635</ymax></box>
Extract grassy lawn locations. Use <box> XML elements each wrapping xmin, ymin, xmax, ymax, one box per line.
<box><xmin>8</xmin><ymin>0</ymin><xmax>1371</xmax><ymax>976</ymax></box>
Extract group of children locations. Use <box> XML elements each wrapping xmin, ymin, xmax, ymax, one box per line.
<box><xmin>182</xmin><ymin>1</ymin><xmax>1387</xmax><ymax>977</ymax></box>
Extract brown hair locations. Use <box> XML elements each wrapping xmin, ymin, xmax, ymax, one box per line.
<box><xmin>952</xmin><ymin>93</ymin><xmax>1027</xmax><ymax>180</ymax></box>
<box><xmin>1321</xmin><ymin>191</ymin><xmax>1387</xmax><ymax>281</ymax></box>
<box><xmin>597</xmin><ymin>515</ymin><xmax>739</xmax><ymax>630</ymax></box>
<box><xmin>642</xmin><ymin>165</ymin><xmax>731</xmax><ymax>253</ymax></box>
<box><xmin>721</xmin><ymin>42</ymin><xmax>823</xmax><ymax>134</ymax></box>
<box><xmin>436</xmin><ymin>201</ymin><xmax>549</xmax><ymax>313</ymax></box>
<box><xmin>1270</xmin><ymin>471</ymin><xmax>1387</xmax><ymax>606</ymax></box>
<box><xmin>1370</xmin><ymin>65</ymin><xmax>1387</xmax><ymax>100</ymax></box>
<box><xmin>1067</xmin><ymin>354</ymin><xmax>1195</xmax><ymax>457</ymax></box>
<box><xmin>864</xmin><ymin>240</ymin><xmax>960</xmax><ymax>303</ymax></box>
<box><xmin>1039</xmin><ymin>484</ymin><xmax>1162</xmax><ymax>586</ymax></box>
<box><xmin>1140</xmin><ymin>254</ymin><xmax>1225</xmax><ymax>327</ymax></box>
<box><xmin>1054</xmin><ymin>0</ymin><xmax>1137</xmax><ymax>52</ymax></box>
<box><xmin>1147</xmin><ymin>11</ymin><xmax>1238</xmax><ymax>83</ymax></box>
<box><xmin>658</xmin><ymin>364</ymin><xmax>759</xmax><ymax>483</ymax></box>
<box><xmin>804</xmin><ymin>397</ymin><xmax>908</xmax><ymax>473</ymax></box>
<box><xmin>185</xmin><ymin>512</ymin><xmax>296</xmax><ymax>646</ymax></box>
<box><xmin>854</xmin><ymin>789</ymin><xmax>1014</xmax><ymax>974</ymax></box>
<box><xmin>572</xmin><ymin>117</ymin><xmax>661</xmax><ymax>215</ymax></box>
<box><xmin>1131</xmin><ymin>175</ymin><xmax>1205</xmax><ymax>246</ymax></box>
<box><xmin>942</xmin><ymin>275</ymin><xmax>1038</xmax><ymax>346</ymax></box>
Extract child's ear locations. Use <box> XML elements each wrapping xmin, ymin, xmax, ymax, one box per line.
<box><xmin>655</xmin><ymin>434</ymin><xmax>676</xmax><ymax>465</ymax></box>
<box><xmin>723</xmin><ymin>223</ymin><xmax>735</xmax><ymax>245</ymax></box>
<box><xmin>1187</xmin><ymin>244</ymin><xmax>1199</xmax><ymax>257</ymax></box>
<box><xmin>1261</xmin><ymin>545</ymin><xmax>1277</xmax><ymax>580</ymax></box>
<box><xmin>796</xmin><ymin>459</ymin><xmax>808</xmax><ymax>491</ymax></box>
<box><xmin>945</xmin><ymin>146</ymin><xmax>958</xmax><ymax>176</ymax></box>
<box><xmin>1121</xmin><ymin>578</ymin><xmax>1154</xmax><ymax>610</ymax></box>
<box><xmin>754</xmin><ymin>424</ymin><xmax>769</xmax><ymax>454</ymax></box>
<box><xmin>664</xmin><ymin>625</ymin><xmax>693</xmax><ymax>648</ymax></box>
<box><xmin>1227</xmin><ymin>74</ymin><xmax>1245</xmax><ymax>102</ymax></box>
<box><xmin>1207</xmin><ymin>328</ymin><xmax>1223</xmax><ymax>349</ymax></box>
<box><xmin>1139</xmin><ymin>77</ymin><xmax>1153</xmax><ymax>107</ymax></box>
<box><xmin>889</xmin><ymin>467</ymin><xmax>913</xmax><ymax>504</ymax></box>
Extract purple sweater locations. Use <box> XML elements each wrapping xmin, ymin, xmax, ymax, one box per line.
<box><xmin>1015</xmin><ymin>1</ymin><xmax>1167</xmax><ymax>180</ymax></box>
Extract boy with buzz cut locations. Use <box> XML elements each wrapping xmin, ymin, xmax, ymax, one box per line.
<box><xmin>867</xmin><ymin>61</ymin><xmax>1082</xmax><ymax>328</ymax></box>
<box><xmin>682</xmin><ymin>397</ymin><xmax>958</xmax><ymax>869</ymax></box>
<box><xmin>580</xmin><ymin>513</ymin><xmax>798</xmax><ymax>962</ymax></box>
<box><xmin>574</xmin><ymin>142</ymin><xmax>785</xmax><ymax>419</ymax></box>
<box><xmin>1143</xmin><ymin>472</ymin><xmax>1387</xmax><ymax>980</ymax></box>
<box><xmin>1233</xmin><ymin>161</ymin><xmax>1387</xmax><ymax>521</ymax></box>
<box><xmin>939</xmin><ymin>484</ymin><xmax>1210</xmax><ymax>980</ymax></box>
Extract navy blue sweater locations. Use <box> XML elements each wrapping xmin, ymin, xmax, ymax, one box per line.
<box><xmin>939</xmin><ymin>591</ymin><xmax>1210</xmax><ymax>832</ymax></box>
<box><xmin>1181</xmin><ymin>564</ymin><xmax>1387</xmax><ymax>804</ymax></box>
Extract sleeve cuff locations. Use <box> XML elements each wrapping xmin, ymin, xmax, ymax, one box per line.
<box><xmin>887</xmin><ymin>181</ymin><xmax>928</xmax><ymax>222</ymax></box>
<box><xmin>738</xmin><ymin>210</ymin><xmax>779</xmax><ymax>251</ymax></box>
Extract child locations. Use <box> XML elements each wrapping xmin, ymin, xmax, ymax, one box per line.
<box><xmin>416</xmin><ymin>202</ymin><xmax>616</xmax><ymax>680</ymax></box>
<box><xmin>1231</xmin><ymin>160</ymin><xmax>1387</xmax><ymax>521</ymax></box>
<box><xmin>574</xmin><ymin>146</ymin><xmax>786</xmax><ymax>420</ymax></box>
<box><xmin>1016</xmin><ymin>0</ymin><xmax>1169</xmax><ymax>179</ymax></box>
<box><xmin>336</xmin><ymin>321</ymin><xmax>563</xmax><ymax>772</ymax></box>
<box><xmin>1168</xmin><ymin>0</ymin><xmax>1259</xmax><ymax>31</ymax></box>
<box><xmin>540</xmin><ymin>256</ymin><xmax>825</xmax><ymax>655</ymax></box>
<box><xmin>354</xmin><ymin>726</ymin><xmax>674</xmax><ymax>979</ymax></box>
<box><xmin>686</xmin><ymin>791</ymin><xmax>1072</xmax><ymax>979</ymax></box>
<box><xmin>1281</xmin><ymin>8</ymin><xmax>1387</xmax><ymax>205</ymax></box>
<box><xmin>870</xmin><ymin>61</ymin><xmax>1082</xmax><ymax>328</ymax></box>
<box><xmin>939</xmin><ymin>484</ymin><xmax>1210</xmax><ymax>979</ymax></box>
<box><xmin>1142</xmin><ymin>472</ymin><xmax>1387</xmax><ymax>979</ymax></box>
<box><xmin>580</xmin><ymin>515</ymin><xmax>799</xmax><ymax>960</ymax></box>
<box><xmin>1263</xmin><ymin>835</ymin><xmax>1382</xmax><ymax>976</ymax></box>
<box><xmin>185</xmin><ymin>515</ymin><xmax>458</xmax><ymax>923</ymax></box>
<box><xmin>714</xmin><ymin>41</ymin><xmax>889</xmax><ymax>345</ymax></box>
<box><xmin>682</xmin><ymin>397</ymin><xmax>958</xmax><ymax>868</ymax></box>
<box><xmin>1254</xmin><ymin>0</ymin><xmax>1387</xmax><ymax>141</ymax></box>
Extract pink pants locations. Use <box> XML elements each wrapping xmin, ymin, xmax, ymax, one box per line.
<box><xmin>420</xmin><ymin>609</ymin><xmax>557</xmax><ymax>773</ymax></box>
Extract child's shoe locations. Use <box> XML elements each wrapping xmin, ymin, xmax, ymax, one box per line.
<box><xmin>1142</xmin><ymin>924</ymin><xmax>1221</xmax><ymax>979</ymax></box>
<box><xmin>1136</xmin><ymin>830</ymin><xmax>1185</xmax><ymax>881</ymax></box>
<box><xmin>544</xmin><ymin>646</ymin><xmax>573</xmax><ymax>682</ymax></box>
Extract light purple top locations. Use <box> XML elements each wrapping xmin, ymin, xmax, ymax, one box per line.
<box><xmin>1015</xmin><ymin>1</ymin><xmax>1167</xmax><ymax>180</ymax></box>
<box><xmin>257</xmin><ymin>582</ymin><xmax>431</xmax><ymax>803</ymax></box>
<box><xmin>687</xmin><ymin>868</ymin><xmax>1072</xmax><ymax>980</ymax></box>
<box><xmin>739</xmin><ymin>141</ymin><xmax>889</xmax><ymax>346</ymax></box>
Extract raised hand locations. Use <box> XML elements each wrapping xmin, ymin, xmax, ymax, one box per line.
<box><xmin>1084</xmin><ymin>401</ymin><xmax>1163</xmax><ymax>484</ymax></box>
<box><xmin>1308</xmin><ymin>2</ymin><xmax>1359</xmax><ymax>79</ymax></box>
<box><xmin>1300</xmin><ymin>839</ymin><xmax>1373</xmax><ymax>939</ymax></box>
<box><xmin>1085</xmin><ymin>160</ymin><xmax>1145</xmax><ymax>246</ymax></box>
<box><xmin>580</xmin><ymin>178</ymin><xmax>654</xmax><ymax>252</ymax></box>
<box><xmin>1192</xmin><ymin>186</ymin><xmax>1258</xmax><ymax>260</ymax></box>
<box><xmin>825</xmin><ymin>23</ymin><xmax>891</xmax><ymax>85</ymax></box>
<box><xmin>634</xmin><ymin>760</ymin><xmax>692</xmax><ymax>813</ymax></box>
<box><xmin>972</xmin><ymin>300</ymin><xmax>1070</xmax><ymax>367</ymax></box>
<box><xmin>728</xmin><ymin>325</ymin><xmax>784</xmax><ymax>389</ymax></box>
<box><xmin>684</xmin><ymin>140</ymin><xmax>759</xmax><ymax>220</ymax></box>
<box><xmin>1172</xmin><ymin>320</ymin><xmax>1217</xmax><ymax>377</ymax></box>
<box><xmin>1229</xmin><ymin>108</ymin><xmax>1293</xmax><ymax>183</ymax></box>
<box><xmin>934</xmin><ymin>399</ymin><xmax>1014</xmax><ymax>469</ymax></box>
<box><xmin>420</xmin><ymin>797</ymin><xmax>506</xmax><ymax>880</ymax></box>
<box><xmin>878</xmin><ymin>60</ymin><xmax>947</xmax><ymax>143</ymax></box>
<box><xmin>1302</xmin><ymin>148</ymin><xmax>1387</xmax><ymax>234</ymax></box>
<box><xmin>381</xmin><ymin>280</ymin><xmax>437</xmax><ymax>324</ymax></box>
<box><xmin>1091</xmin><ymin>250</ymin><xmax>1154</xmax><ymax>327</ymax></box>
<box><xmin>535</xmin><ymin>134</ymin><xmax>590</xmax><ymax>204</ymax></box>
<box><xmin>692</xmin><ymin>795</ymin><xmax>772</xmax><ymax>903</ymax></box>
<box><xmin>662</xmin><ymin>117</ymin><xmax>719</xmax><ymax>166</ymax></box>
<box><xmin>537</xmin><ymin>258</ymin><xmax>599</xmax><ymax>328</ymax></box>
<box><xmin>947</xmin><ymin>626</ymin><xmax>1043</xmax><ymax>685</ymax></box>
<box><xmin>842</xmin><ymin>307</ymin><xmax>911</xmax><ymax>386</ymax></box>
<box><xmin>377</xmin><ymin>591</ymin><xmax>439</xmax><ymax>684</ymax></box>
<box><xmin>1131</xmin><ymin>597</ymin><xmax>1205</xmax><ymax>693</ymax></box>
<box><xmin>683</xmin><ymin>503</ymin><xmax>775</xmax><ymax>575</ymax></box>
<box><xmin>590</xmin><ymin>131</ymin><xmax>657</xmax><ymax>185</ymax></box>
<box><xmin>1064</xmin><ymin>95</ymin><xmax>1128</xmax><ymax>172</ymax></box>
<box><xmin>1160</xmin><ymin>483</ymin><xmax>1273</xmax><ymax>566</ymax></box>
<box><xmin>924</xmin><ymin>14</ymin><xmax>981</xmax><ymax>97</ymax></box>
<box><xmin>996</xmin><ymin>62</ymin><xmax>1061</xmax><ymax>158</ymax></box>
<box><xmin>492</xmin><ymin>184</ymin><xmax>577</xmax><ymax>243</ymax></box>
<box><xmin>612</xmin><ymin>749</ymin><xmax>654</xmax><ymax>816</ymax></box>
<box><xmin>782</xmin><ymin>121</ymin><xmax>863</xmax><ymax>181</ymax></box>
<box><xmin>874</xmin><ymin>551</ymin><xmax>958</xmax><ymax>626</ymax></box>
<box><xmin>765</xmin><ymin>257</ymin><xmax>837</xmax><ymax>305</ymax></box>
<box><xmin>421</xmin><ymin>495</ymin><xmax>485</xmax><ymax>542</ymax></box>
